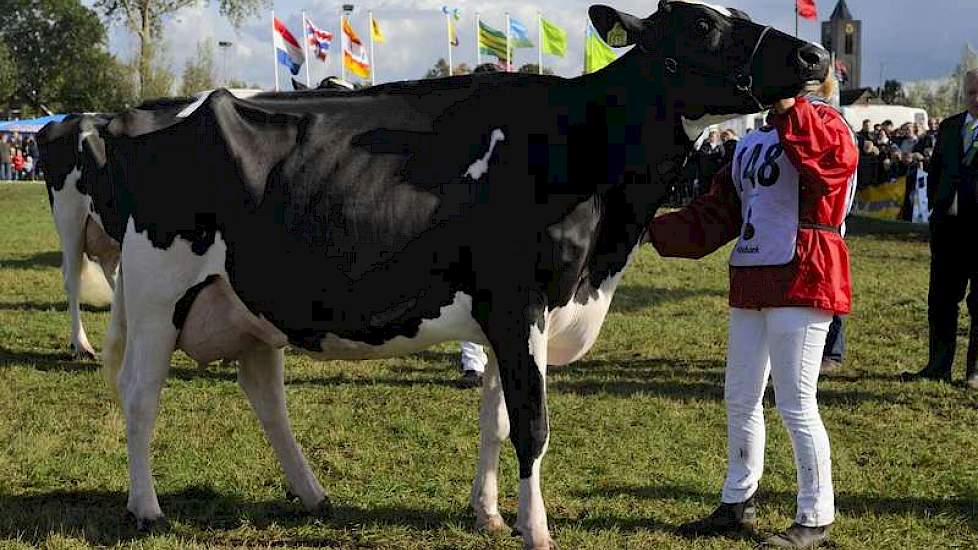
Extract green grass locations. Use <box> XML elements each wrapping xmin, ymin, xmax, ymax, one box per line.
<box><xmin>1</xmin><ymin>182</ymin><xmax>976</xmax><ymax>549</ymax></box>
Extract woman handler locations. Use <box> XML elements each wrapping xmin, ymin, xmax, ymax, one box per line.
<box><xmin>650</xmin><ymin>81</ymin><xmax>857</xmax><ymax>548</ymax></box>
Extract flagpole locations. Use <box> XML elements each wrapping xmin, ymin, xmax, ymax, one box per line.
<box><xmin>446</xmin><ymin>11</ymin><xmax>454</xmax><ymax>76</ymax></box>
<box><xmin>537</xmin><ymin>12</ymin><xmax>543</xmax><ymax>74</ymax></box>
<box><xmin>794</xmin><ymin>3</ymin><xmax>799</xmax><ymax>38</ymax></box>
<box><xmin>475</xmin><ymin>12</ymin><xmax>482</xmax><ymax>66</ymax></box>
<box><xmin>302</xmin><ymin>12</ymin><xmax>312</xmax><ymax>87</ymax></box>
<box><xmin>340</xmin><ymin>11</ymin><xmax>347</xmax><ymax>82</ymax></box>
<box><xmin>271</xmin><ymin>10</ymin><xmax>280</xmax><ymax>91</ymax></box>
<box><xmin>505</xmin><ymin>12</ymin><xmax>511</xmax><ymax>72</ymax></box>
<box><xmin>369</xmin><ymin>11</ymin><xmax>376</xmax><ymax>85</ymax></box>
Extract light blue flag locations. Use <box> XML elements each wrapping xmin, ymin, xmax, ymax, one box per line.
<box><xmin>509</xmin><ymin>18</ymin><xmax>534</xmax><ymax>48</ymax></box>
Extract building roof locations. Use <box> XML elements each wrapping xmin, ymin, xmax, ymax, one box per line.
<box><xmin>830</xmin><ymin>0</ymin><xmax>854</xmax><ymax>20</ymax></box>
<box><xmin>840</xmin><ymin>88</ymin><xmax>882</xmax><ymax>106</ymax></box>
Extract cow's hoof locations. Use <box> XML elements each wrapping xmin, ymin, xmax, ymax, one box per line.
<box><xmin>523</xmin><ymin>539</ymin><xmax>558</xmax><ymax>550</ymax></box>
<box><xmin>126</xmin><ymin>511</ymin><xmax>169</xmax><ymax>532</ymax></box>
<box><xmin>72</xmin><ymin>345</ymin><xmax>98</xmax><ymax>361</ymax></box>
<box><xmin>475</xmin><ymin>513</ymin><xmax>511</xmax><ymax>534</ymax></box>
<box><xmin>311</xmin><ymin>495</ymin><xmax>333</xmax><ymax>519</ymax></box>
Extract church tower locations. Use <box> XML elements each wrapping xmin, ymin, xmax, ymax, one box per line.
<box><xmin>821</xmin><ymin>0</ymin><xmax>862</xmax><ymax>90</ymax></box>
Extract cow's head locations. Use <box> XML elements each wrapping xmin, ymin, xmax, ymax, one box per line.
<box><xmin>589</xmin><ymin>1</ymin><xmax>829</xmax><ymax>124</ymax></box>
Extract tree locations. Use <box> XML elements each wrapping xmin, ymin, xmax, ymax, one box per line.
<box><xmin>93</xmin><ymin>0</ymin><xmax>266</xmax><ymax>98</ymax></box>
<box><xmin>423</xmin><ymin>58</ymin><xmax>471</xmax><ymax>78</ymax></box>
<box><xmin>518</xmin><ymin>64</ymin><xmax>555</xmax><ymax>75</ymax></box>
<box><xmin>881</xmin><ymin>79</ymin><xmax>905</xmax><ymax>105</ymax></box>
<box><xmin>0</xmin><ymin>42</ymin><xmax>15</xmax><ymax>108</ymax></box>
<box><xmin>0</xmin><ymin>0</ymin><xmax>138</xmax><ymax>113</ymax></box>
<box><xmin>180</xmin><ymin>41</ymin><xmax>216</xmax><ymax>96</ymax></box>
<box><xmin>137</xmin><ymin>46</ymin><xmax>175</xmax><ymax>100</ymax></box>
<box><xmin>951</xmin><ymin>43</ymin><xmax>978</xmax><ymax>109</ymax></box>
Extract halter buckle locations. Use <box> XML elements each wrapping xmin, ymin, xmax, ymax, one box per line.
<box><xmin>735</xmin><ymin>73</ymin><xmax>753</xmax><ymax>92</ymax></box>
<box><xmin>664</xmin><ymin>58</ymin><xmax>678</xmax><ymax>75</ymax></box>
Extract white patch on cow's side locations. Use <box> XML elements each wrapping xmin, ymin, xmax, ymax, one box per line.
<box><xmin>672</xmin><ymin>0</ymin><xmax>733</xmax><ymax>17</ymax></box>
<box><xmin>545</xmin><ymin>243</ymin><xmax>642</xmax><ymax>365</ymax></box>
<box><xmin>177</xmin><ymin>91</ymin><xmax>213</xmax><ymax>118</ymax></box>
<box><xmin>464</xmin><ymin>129</ymin><xmax>506</xmax><ymax>180</ymax></box>
<box><xmin>682</xmin><ymin>113</ymin><xmax>741</xmax><ymax>142</ymax></box>
<box><xmin>312</xmin><ymin>291</ymin><xmax>488</xmax><ymax>360</ymax></box>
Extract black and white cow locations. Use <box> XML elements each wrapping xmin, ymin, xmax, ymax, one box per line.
<box><xmin>38</xmin><ymin>114</ymin><xmax>120</xmax><ymax>359</ymax></box>
<box><xmin>37</xmin><ymin>90</ymin><xmax>269</xmax><ymax>360</ymax></box>
<box><xmin>96</xmin><ymin>3</ymin><xmax>827</xmax><ymax>548</ymax></box>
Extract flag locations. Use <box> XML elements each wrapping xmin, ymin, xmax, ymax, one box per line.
<box><xmin>442</xmin><ymin>6</ymin><xmax>461</xmax><ymax>47</ymax></box>
<box><xmin>540</xmin><ymin>17</ymin><xmax>567</xmax><ymax>57</ymax></box>
<box><xmin>584</xmin><ymin>22</ymin><xmax>616</xmax><ymax>74</ymax></box>
<box><xmin>342</xmin><ymin>17</ymin><xmax>370</xmax><ymax>79</ymax></box>
<box><xmin>305</xmin><ymin>17</ymin><xmax>333</xmax><ymax>62</ymax></box>
<box><xmin>478</xmin><ymin>21</ymin><xmax>508</xmax><ymax>64</ymax></box>
<box><xmin>371</xmin><ymin>16</ymin><xmax>385</xmax><ymax>44</ymax></box>
<box><xmin>796</xmin><ymin>0</ymin><xmax>817</xmax><ymax>20</ymax></box>
<box><xmin>509</xmin><ymin>18</ymin><xmax>533</xmax><ymax>49</ymax></box>
<box><xmin>273</xmin><ymin>16</ymin><xmax>304</xmax><ymax>75</ymax></box>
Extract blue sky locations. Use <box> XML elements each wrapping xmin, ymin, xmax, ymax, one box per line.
<box><xmin>99</xmin><ymin>0</ymin><xmax>977</xmax><ymax>91</ymax></box>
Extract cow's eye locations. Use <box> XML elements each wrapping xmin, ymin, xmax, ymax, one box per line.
<box><xmin>695</xmin><ymin>19</ymin><xmax>711</xmax><ymax>35</ymax></box>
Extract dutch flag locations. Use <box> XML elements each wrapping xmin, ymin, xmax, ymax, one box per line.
<box><xmin>273</xmin><ymin>16</ymin><xmax>305</xmax><ymax>75</ymax></box>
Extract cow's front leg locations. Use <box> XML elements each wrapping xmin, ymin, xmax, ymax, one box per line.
<box><xmin>237</xmin><ymin>345</ymin><xmax>329</xmax><ymax>514</ymax></box>
<box><xmin>492</xmin><ymin>311</ymin><xmax>554</xmax><ymax>550</ymax></box>
<box><xmin>470</xmin><ymin>348</ymin><xmax>511</xmax><ymax>534</ymax></box>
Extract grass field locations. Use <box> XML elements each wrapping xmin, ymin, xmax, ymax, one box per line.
<box><xmin>1</xmin><ymin>182</ymin><xmax>977</xmax><ymax>549</ymax></box>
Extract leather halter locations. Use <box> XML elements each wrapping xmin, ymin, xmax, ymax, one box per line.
<box><xmin>647</xmin><ymin>25</ymin><xmax>773</xmax><ymax>111</ymax></box>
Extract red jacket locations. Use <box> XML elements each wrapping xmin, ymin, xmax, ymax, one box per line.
<box><xmin>650</xmin><ymin>97</ymin><xmax>859</xmax><ymax>314</ymax></box>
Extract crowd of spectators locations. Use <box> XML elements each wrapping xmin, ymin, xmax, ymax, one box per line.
<box><xmin>0</xmin><ymin>133</ymin><xmax>42</xmax><ymax>182</ymax></box>
<box><xmin>855</xmin><ymin>117</ymin><xmax>939</xmax><ymax>221</ymax></box>
<box><xmin>670</xmin><ymin>117</ymin><xmax>940</xmax><ymax>223</ymax></box>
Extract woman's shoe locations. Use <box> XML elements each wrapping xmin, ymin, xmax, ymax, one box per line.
<box><xmin>675</xmin><ymin>496</ymin><xmax>757</xmax><ymax>537</ymax></box>
<box><xmin>763</xmin><ymin>522</ymin><xmax>831</xmax><ymax>548</ymax></box>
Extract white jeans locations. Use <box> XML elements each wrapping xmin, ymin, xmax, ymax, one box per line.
<box><xmin>721</xmin><ymin>307</ymin><xmax>835</xmax><ymax>527</ymax></box>
<box><xmin>460</xmin><ymin>341</ymin><xmax>487</xmax><ymax>373</ymax></box>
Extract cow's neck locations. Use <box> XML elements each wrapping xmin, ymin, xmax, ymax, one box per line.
<box><xmin>575</xmin><ymin>50</ymin><xmax>693</xmax><ymax>285</ymax></box>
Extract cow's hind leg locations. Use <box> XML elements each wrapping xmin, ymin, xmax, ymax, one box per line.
<box><xmin>118</xmin><ymin>316</ymin><xmax>177</xmax><ymax>529</ymax></box>
<box><xmin>471</xmin><ymin>348</ymin><xmax>511</xmax><ymax>534</ymax></box>
<box><xmin>102</xmin><ymin>269</ymin><xmax>126</xmax><ymax>401</ymax></box>
<box><xmin>52</xmin><ymin>192</ymin><xmax>96</xmax><ymax>359</ymax></box>
<box><xmin>237</xmin><ymin>345</ymin><xmax>329</xmax><ymax>514</ymax></box>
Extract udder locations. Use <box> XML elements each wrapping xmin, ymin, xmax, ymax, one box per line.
<box><xmin>546</xmin><ymin>298</ymin><xmax>613</xmax><ymax>366</ymax></box>
<box><xmin>176</xmin><ymin>276</ymin><xmax>288</xmax><ymax>364</ymax></box>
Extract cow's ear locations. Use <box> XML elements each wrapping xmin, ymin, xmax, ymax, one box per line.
<box><xmin>207</xmin><ymin>90</ymin><xmax>300</xmax><ymax>206</ymax></box>
<box><xmin>78</xmin><ymin>117</ymin><xmax>107</xmax><ymax>169</ymax></box>
<box><xmin>588</xmin><ymin>5</ymin><xmax>644</xmax><ymax>48</ymax></box>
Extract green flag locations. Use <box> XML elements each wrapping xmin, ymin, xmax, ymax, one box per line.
<box><xmin>540</xmin><ymin>17</ymin><xmax>567</xmax><ymax>57</ymax></box>
<box><xmin>584</xmin><ymin>22</ymin><xmax>616</xmax><ymax>74</ymax></box>
<box><xmin>479</xmin><ymin>21</ymin><xmax>509</xmax><ymax>63</ymax></box>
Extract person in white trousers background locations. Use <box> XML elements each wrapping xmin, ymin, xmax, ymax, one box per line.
<box><xmin>458</xmin><ymin>341</ymin><xmax>487</xmax><ymax>387</ymax></box>
<box><xmin>649</xmin><ymin>74</ymin><xmax>858</xmax><ymax>549</ymax></box>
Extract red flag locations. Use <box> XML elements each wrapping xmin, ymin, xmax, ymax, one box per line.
<box><xmin>796</xmin><ymin>0</ymin><xmax>817</xmax><ymax>20</ymax></box>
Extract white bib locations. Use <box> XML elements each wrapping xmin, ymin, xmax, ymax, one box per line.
<box><xmin>729</xmin><ymin>127</ymin><xmax>800</xmax><ymax>266</ymax></box>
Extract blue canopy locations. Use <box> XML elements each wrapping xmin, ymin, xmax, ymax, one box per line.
<box><xmin>0</xmin><ymin>114</ymin><xmax>68</xmax><ymax>134</ymax></box>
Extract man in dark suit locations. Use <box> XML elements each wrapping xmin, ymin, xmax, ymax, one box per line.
<box><xmin>904</xmin><ymin>70</ymin><xmax>978</xmax><ymax>387</ymax></box>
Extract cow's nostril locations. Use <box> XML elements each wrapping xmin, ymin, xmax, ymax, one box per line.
<box><xmin>797</xmin><ymin>47</ymin><xmax>826</xmax><ymax>69</ymax></box>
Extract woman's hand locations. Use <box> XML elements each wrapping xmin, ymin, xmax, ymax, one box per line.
<box><xmin>771</xmin><ymin>97</ymin><xmax>796</xmax><ymax>114</ymax></box>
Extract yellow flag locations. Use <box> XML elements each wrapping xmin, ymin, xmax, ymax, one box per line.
<box><xmin>371</xmin><ymin>17</ymin><xmax>385</xmax><ymax>44</ymax></box>
<box><xmin>584</xmin><ymin>23</ymin><xmax>616</xmax><ymax>74</ymax></box>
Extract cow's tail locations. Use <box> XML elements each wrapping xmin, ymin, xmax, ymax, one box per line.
<box><xmin>78</xmin><ymin>254</ymin><xmax>113</xmax><ymax>307</ymax></box>
<box><xmin>102</xmin><ymin>269</ymin><xmax>126</xmax><ymax>404</ymax></box>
